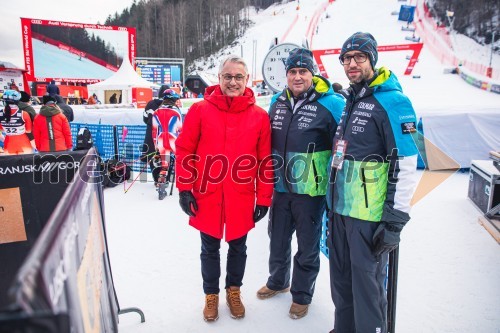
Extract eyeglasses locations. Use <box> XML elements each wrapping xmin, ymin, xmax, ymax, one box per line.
<box><xmin>221</xmin><ymin>74</ymin><xmax>246</xmax><ymax>82</ymax></box>
<box><xmin>339</xmin><ymin>53</ymin><xmax>368</xmax><ymax>65</ymax></box>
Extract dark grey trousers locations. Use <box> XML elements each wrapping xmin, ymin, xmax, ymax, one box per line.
<box><xmin>266</xmin><ymin>191</ymin><xmax>325</xmax><ymax>305</ymax></box>
<box><xmin>328</xmin><ymin>213</ymin><xmax>389</xmax><ymax>333</ymax></box>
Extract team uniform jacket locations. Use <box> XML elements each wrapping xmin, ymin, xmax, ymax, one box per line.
<box><xmin>33</xmin><ymin>104</ymin><xmax>73</xmax><ymax>152</ymax></box>
<box><xmin>175</xmin><ymin>85</ymin><xmax>273</xmax><ymax>241</ymax></box>
<box><xmin>0</xmin><ymin>105</ymin><xmax>33</xmax><ymax>154</ymax></box>
<box><xmin>269</xmin><ymin>75</ymin><xmax>344</xmax><ymax>196</ymax></box>
<box><xmin>330</xmin><ymin>67</ymin><xmax>419</xmax><ymax>222</ymax></box>
<box><xmin>152</xmin><ymin>104</ymin><xmax>183</xmax><ymax>168</ymax></box>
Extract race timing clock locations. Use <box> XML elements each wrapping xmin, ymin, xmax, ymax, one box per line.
<box><xmin>262</xmin><ymin>42</ymin><xmax>300</xmax><ymax>93</ymax></box>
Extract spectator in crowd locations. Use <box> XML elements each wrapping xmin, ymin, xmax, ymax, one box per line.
<box><xmin>182</xmin><ymin>85</ymin><xmax>189</xmax><ymax>98</ymax></box>
<box><xmin>55</xmin><ymin>95</ymin><xmax>74</xmax><ymax>122</ymax></box>
<box><xmin>175</xmin><ymin>55</ymin><xmax>273</xmax><ymax>322</ymax></box>
<box><xmin>109</xmin><ymin>93</ymin><xmax>118</xmax><ymax>104</ymax></box>
<box><xmin>46</xmin><ymin>80</ymin><xmax>60</xmax><ymax>97</ymax></box>
<box><xmin>19</xmin><ymin>91</ymin><xmax>36</xmax><ymax>122</ymax></box>
<box><xmin>9</xmin><ymin>82</ymin><xmax>20</xmax><ymax>91</ymax></box>
<box><xmin>327</xmin><ymin>32</ymin><xmax>419</xmax><ymax>333</ymax></box>
<box><xmin>0</xmin><ymin>90</ymin><xmax>35</xmax><ymax>154</ymax></box>
<box><xmin>332</xmin><ymin>82</ymin><xmax>343</xmax><ymax>93</ymax></box>
<box><xmin>257</xmin><ymin>48</ymin><xmax>345</xmax><ymax>319</ymax></box>
<box><xmin>33</xmin><ymin>95</ymin><xmax>73</xmax><ymax>152</ymax></box>
<box><xmin>88</xmin><ymin>93</ymin><xmax>101</xmax><ymax>105</ymax></box>
<box><xmin>141</xmin><ymin>84</ymin><xmax>171</xmax><ymax>184</ymax></box>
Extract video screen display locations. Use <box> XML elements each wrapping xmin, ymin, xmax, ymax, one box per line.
<box><xmin>21</xmin><ymin>18</ymin><xmax>136</xmax><ymax>83</ymax></box>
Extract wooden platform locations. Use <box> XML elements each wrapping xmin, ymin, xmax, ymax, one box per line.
<box><xmin>478</xmin><ymin>215</ymin><xmax>500</xmax><ymax>244</ymax></box>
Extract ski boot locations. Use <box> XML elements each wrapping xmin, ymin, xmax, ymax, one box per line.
<box><xmin>157</xmin><ymin>169</ymin><xmax>168</xmax><ymax>200</ymax></box>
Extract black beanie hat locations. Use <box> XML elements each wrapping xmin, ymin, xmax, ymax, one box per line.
<box><xmin>42</xmin><ymin>95</ymin><xmax>57</xmax><ymax>105</ymax></box>
<box><xmin>340</xmin><ymin>32</ymin><xmax>378</xmax><ymax>68</ymax></box>
<box><xmin>20</xmin><ymin>91</ymin><xmax>31</xmax><ymax>102</ymax></box>
<box><xmin>285</xmin><ymin>48</ymin><xmax>315</xmax><ymax>74</ymax></box>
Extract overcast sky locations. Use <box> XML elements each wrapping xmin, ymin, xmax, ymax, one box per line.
<box><xmin>1</xmin><ymin>0</ymin><xmax>137</xmax><ymax>68</ymax></box>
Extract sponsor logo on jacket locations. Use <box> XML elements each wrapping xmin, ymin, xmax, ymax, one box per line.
<box><xmin>401</xmin><ymin>121</ymin><xmax>416</xmax><ymax>134</ymax></box>
<box><xmin>358</xmin><ymin>102</ymin><xmax>375</xmax><ymax>110</ymax></box>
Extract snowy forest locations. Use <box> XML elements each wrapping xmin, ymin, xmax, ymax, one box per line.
<box><xmin>35</xmin><ymin>0</ymin><xmax>498</xmax><ymax>68</ymax></box>
<box><xmin>426</xmin><ymin>0</ymin><xmax>499</xmax><ymax>47</ymax></box>
<box><xmin>104</xmin><ymin>0</ymin><xmax>283</xmax><ymax>65</ymax></box>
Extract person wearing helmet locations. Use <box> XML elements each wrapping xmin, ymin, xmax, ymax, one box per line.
<box><xmin>0</xmin><ymin>90</ymin><xmax>35</xmax><ymax>154</ymax></box>
<box><xmin>140</xmin><ymin>84</ymin><xmax>171</xmax><ymax>184</ymax></box>
<box><xmin>150</xmin><ymin>89</ymin><xmax>183</xmax><ymax>199</ymax></box>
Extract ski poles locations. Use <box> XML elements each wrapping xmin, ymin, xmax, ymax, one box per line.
<box><xmin>387</xmin><ymin>247</ymin><xmax>399</xmax><ymax>333</ymax></box>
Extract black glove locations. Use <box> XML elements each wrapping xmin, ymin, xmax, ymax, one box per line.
<box><xmin>253</xmin><ymin>205</ymin><xmax>269</xmax><ymax>223</ymax></box>
<box><xmin>179</xmin><ymin>191</ymin><xmax>198</xmax><ymax>217</ymax></box>
<box><xmin>372</xmin><ymin>205</ymin><xmax>410</xmax><ymax>257</ymax></box>
<box><xmin>372</xmin><ymin>222</ymin><xmax>404</xmax><ymax>257</ymax></box>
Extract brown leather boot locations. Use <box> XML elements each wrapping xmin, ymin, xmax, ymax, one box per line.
<box><xmin>203</xmin><ymin>294</ymin><xmax>219</xmax><ymax>322</ymax></box>
<box><xmin>226</xmin><ymin>286</ymin><xmax>245</xmax><ymax>319</ymax></box>
<box><xmin>289</xmin><ymin>302</ymin><xmax>309</xmax><ymax>319</ymax></box>
<box><xmin>256</xmin><ymin>285</ymin><xmax>290</xmax><ymax>299</ymax></box>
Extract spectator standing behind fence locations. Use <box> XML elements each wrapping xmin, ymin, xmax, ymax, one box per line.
<box><xmin>109</xmin><ymin>93</ymin><xmax>117</xmax><ymax>104</ymax></box>
<box><xmin>0</xmin><ymin>90</ymin><xmax>35</xmax><ymax>154</ymax></box>
<box><xmin>175</xmin><ymin>55</ymin><xmax>273</xmax><ymax>322</ymax></box>
<box><xmin>46</xmin><ymin>80</ymin><xmax>60</xmax><ymax>97</ymax></box>
<box><xmin>54</xmin><ymin>95</ymin><xmax>74</xmax><ymax>122</ymax></box>
<box><xmin>33</xmin><ymin>95</ymin><xmax>73</xmax><ymax>152</ymax></box>
<box><xmin>19</xmin><ymin>91</ymin><xmax>36</xmax><ymax>122</ymax></box>
<box><xmin>327</xmin><ymin>32</ymin><xmax>419</xmax><ymax>333</ymax></box>
<box><xmin>87</xmin><ymin>93</ymin><xmax>100</xmax><ymax>105</ymax></box>
<box><xmin>257</xmin><ymin>48</ymin><xmax>345</xmax><ymax>320</ymax></box>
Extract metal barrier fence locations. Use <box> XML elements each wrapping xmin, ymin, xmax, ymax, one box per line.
<box><xmin>70</xmin><ymin>123</ymin><xmax>148</xmax><ymax>172</ymax></box>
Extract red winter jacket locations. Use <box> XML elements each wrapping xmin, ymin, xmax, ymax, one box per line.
<box><xmin>33</xmin><ymin>104</ymin><xmax>73</xmax><ymax>152</ymax></box>
<box><xmin>175</xmin><ymin>85</ymin><xmax>273</xmax><ymax>241</ymax></box>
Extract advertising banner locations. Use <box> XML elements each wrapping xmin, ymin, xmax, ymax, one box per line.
<box><xmin>0</xmin><ymin>150</ymin><xmax>88</xmax><ymax>309</ymax></box>
<box><xmin>3</xmin><ymin>148</ymin><xmax>120</xmax><ymax>332</ymax></box>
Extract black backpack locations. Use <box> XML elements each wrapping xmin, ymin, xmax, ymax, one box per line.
<box><xmin>102</xmin><ymin>159</ymin><xmax>131</xmax><ymax>188</ymax></box>
<box><xmin>75</xmin><ymin>127</ymin><xmax>93</xmax><ymax>150</ymax></box>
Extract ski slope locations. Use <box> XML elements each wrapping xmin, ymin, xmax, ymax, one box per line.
<box><xmin>104</xmin><ymin>1</ymin><xmax>500</xmax><ymax>332</ymax></box>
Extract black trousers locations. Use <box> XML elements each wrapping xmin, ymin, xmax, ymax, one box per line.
<box><xmin>266</xmin><ymin>191</ymin><xmax>325</xmax><ymax>305</ymax></box>
<box><xmin>328</xmin><ymin>213</ymin><xmax>389</xmax><ymax>333</ymax></box>
<box><xmin>200</xmin><ymin>232</ymin><xmax>247</xmax><ymax>295</ymax></box>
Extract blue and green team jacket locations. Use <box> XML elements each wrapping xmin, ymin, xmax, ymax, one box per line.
<box><xmin>269</xmin><ymin>75</ymin><xmax>345</xmax><ymax>196</ymax></box>
<box><xmin>329</xmin><ymin>67</ymin><xmax>419</xmax><ymax>223</ymax></box>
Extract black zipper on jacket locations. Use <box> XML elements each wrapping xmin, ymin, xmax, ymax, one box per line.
<box><xmin>361</xmin><ymin>167</ymin><xmax>369</xmax><ymax>208</ymax></box>
<box><xmin>312</xmin><ymin>159</ymin><xmax>319</xmax><ymax>192</ymax></box>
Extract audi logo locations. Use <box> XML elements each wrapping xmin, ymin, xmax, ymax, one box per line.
<box><xmin>352</xmin><ymin>126</ymin><xmax>364</xmax><ymax>132</ymax></box>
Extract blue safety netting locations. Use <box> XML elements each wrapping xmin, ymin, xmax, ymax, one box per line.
<box><xmin>70</xmin><ymin>123</ymin><xmax>148</xmax><ymax>172</ymax></box>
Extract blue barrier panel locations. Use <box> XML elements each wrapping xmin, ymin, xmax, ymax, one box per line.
<box><xmin>71</xmin><ymin>123</ymin><xmax>147</xmax><ymax>173</ymax></box>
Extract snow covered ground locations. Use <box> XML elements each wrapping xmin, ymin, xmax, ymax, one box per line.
<box><xmin>103</xmin><ymin>0</ymin><xmax>500</xmax><ymax>332</ymax></box>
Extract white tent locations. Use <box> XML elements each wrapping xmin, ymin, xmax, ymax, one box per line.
<box><xmin>86</xmin><ymin>55</ymin><xmax>159</xmax><ymax>106</ymax></box>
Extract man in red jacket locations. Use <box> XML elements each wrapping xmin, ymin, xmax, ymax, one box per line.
<box><xmin>175</xmin><ymin>55</ymin><xmax>273</xmax><ymax>322</ymax></box>
<box><xmin>33</xmin><ymin>95</ymin><xmax>73</xmax><ymax>152</ymax></box>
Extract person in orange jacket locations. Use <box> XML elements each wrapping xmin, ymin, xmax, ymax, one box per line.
<box><xmin>33</xmin><ymin>95</ymin><xmax>73</xmax><ymax>152</ymax></box>
<box><xmin>0</xmin><ymin>90</ymin><xmax>35</xmax><ymax>154</ymax></box>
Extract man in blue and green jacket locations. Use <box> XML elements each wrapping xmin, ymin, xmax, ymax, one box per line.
<box><xmin>327</xmin><ymin>32</ymin><xmax>419</xmax><ymax>333</ymax></box>
<box><xmin>257</xmin><ymin>48</ymin><xmax>345</xmax><ymax>319</ymax></box>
